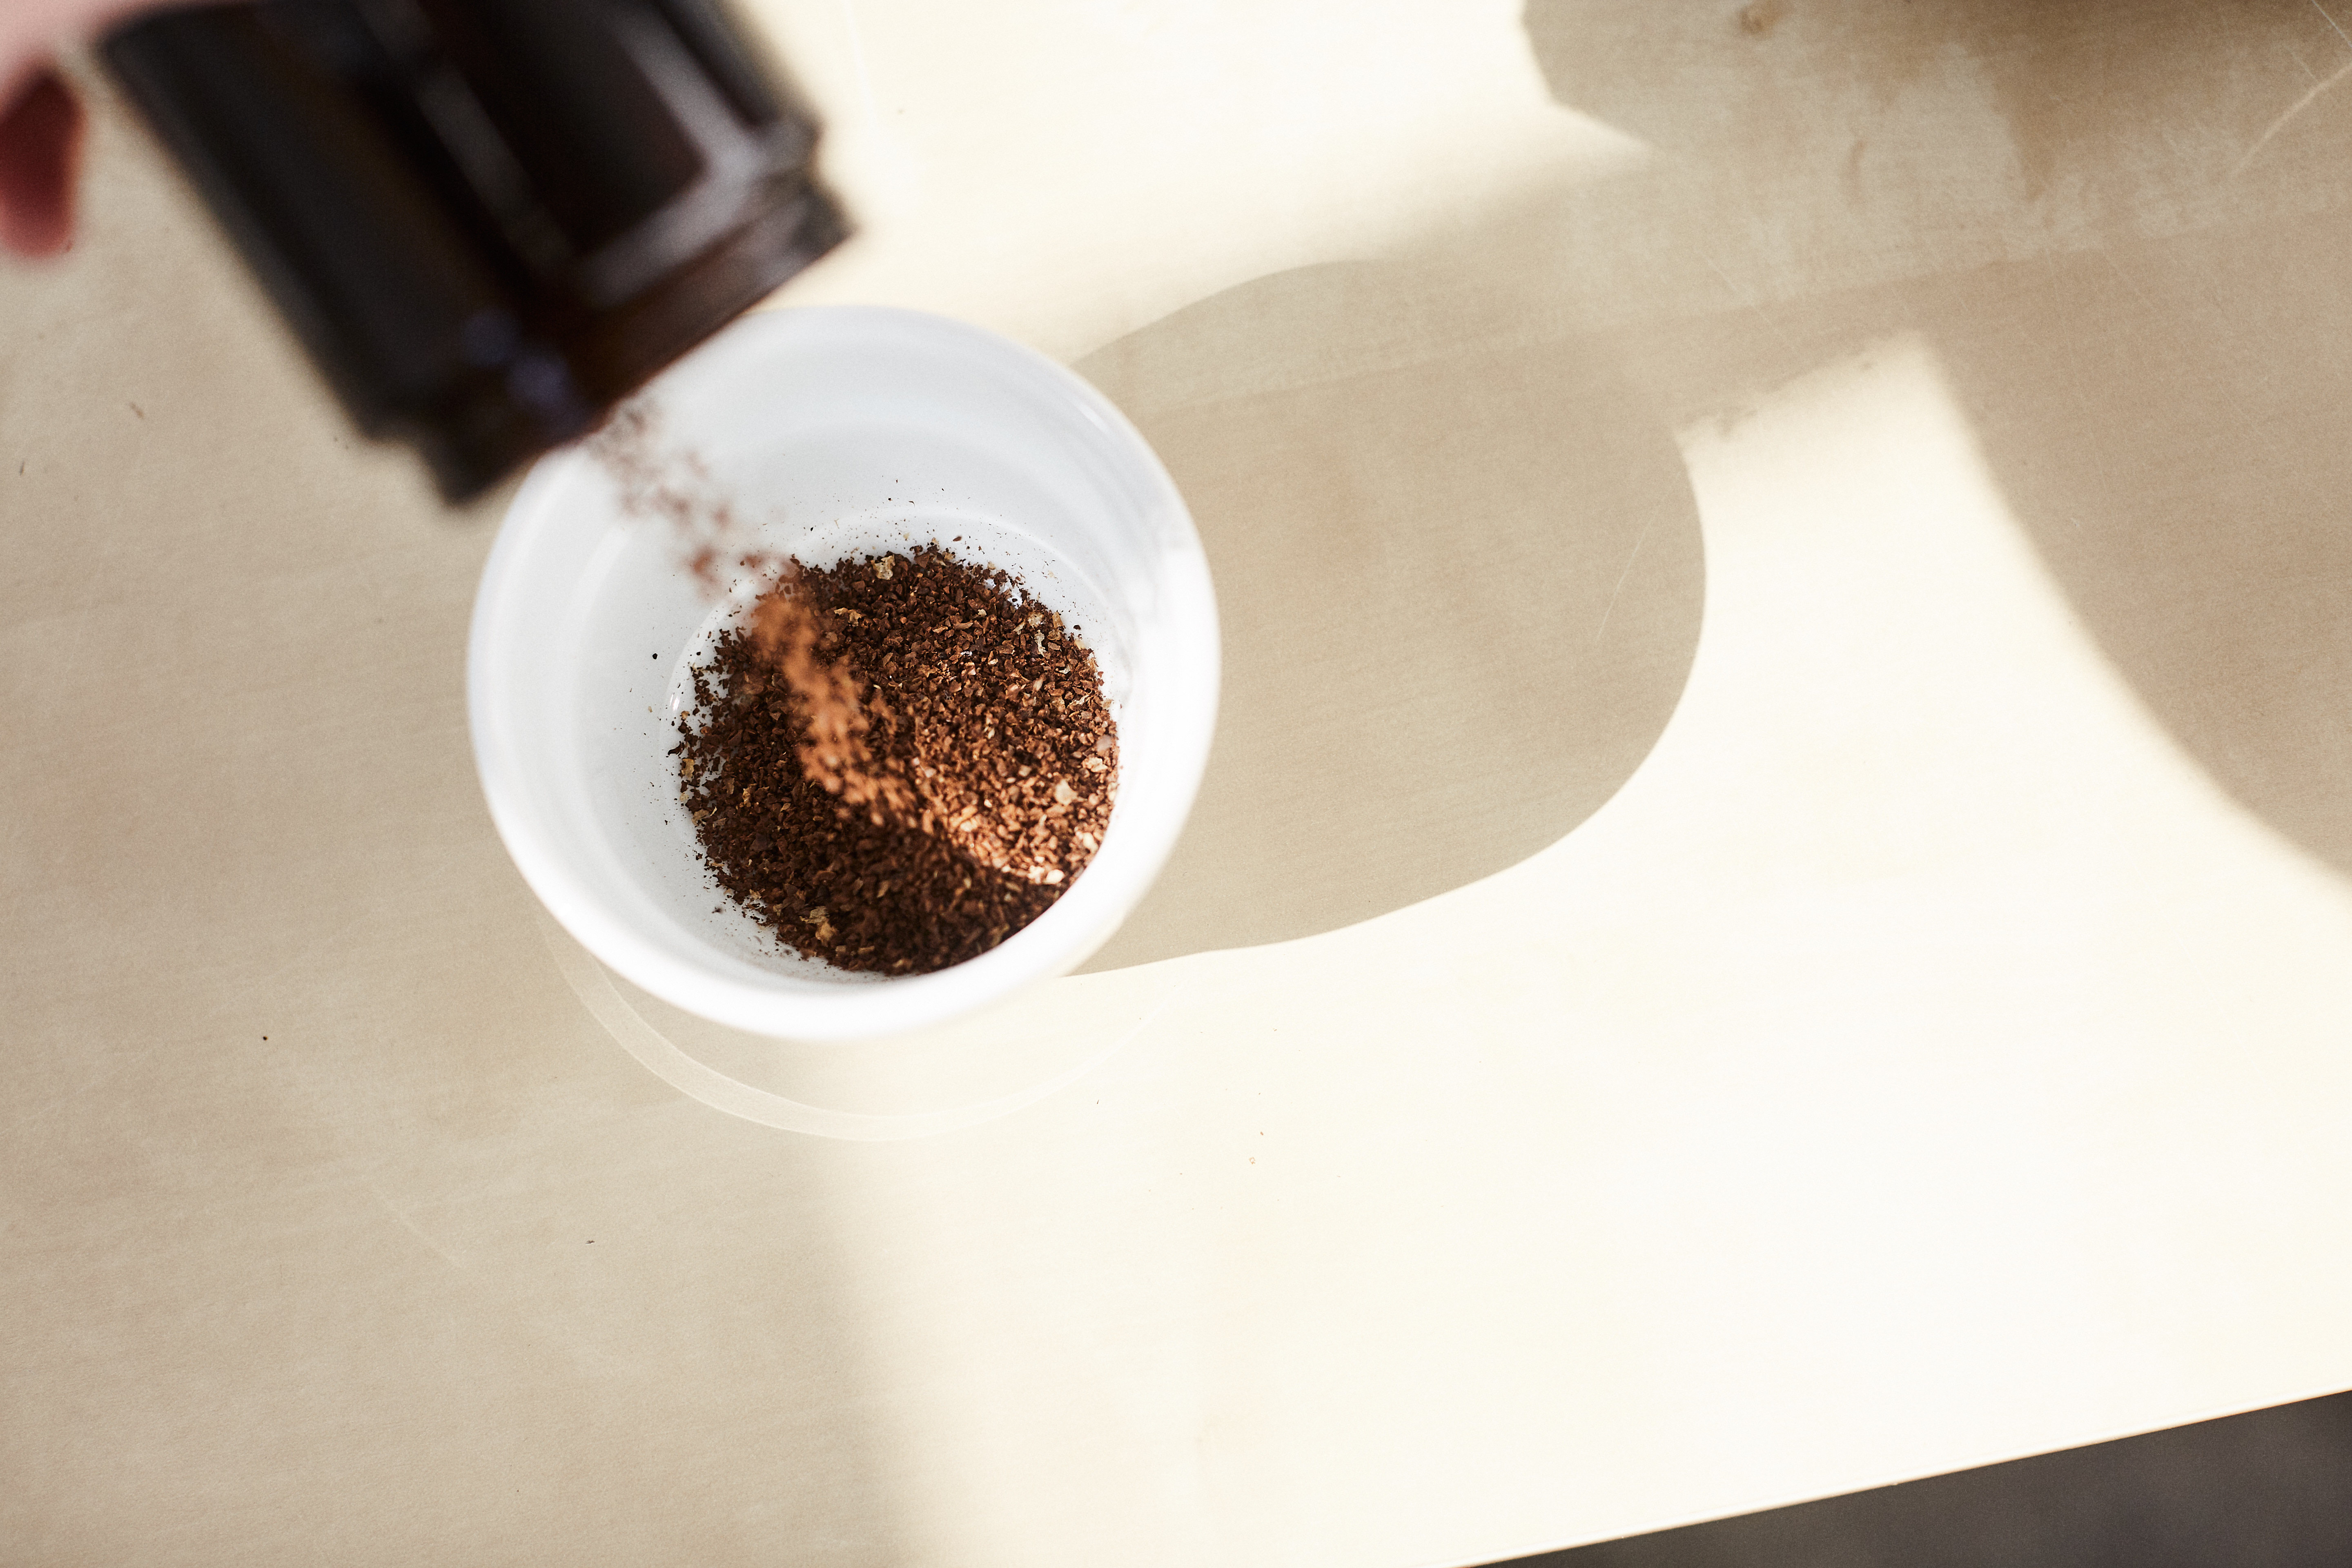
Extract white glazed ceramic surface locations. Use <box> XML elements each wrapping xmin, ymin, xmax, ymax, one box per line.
<box><xmin>468</xmin><ymin>307</ymin><xmax>1218</xmax><ymax>1040</ymax></box>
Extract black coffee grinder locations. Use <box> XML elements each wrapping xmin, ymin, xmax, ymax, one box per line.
<box><xmin>104</xmin><ymin>0</ymin><xmax>847</xmax><ymax>501</ymax></box>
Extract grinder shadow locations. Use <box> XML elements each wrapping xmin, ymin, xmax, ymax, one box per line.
<box><xmin>1078</xmin><ymin>261</ymin><xmax>1705</xmax><ymax>972</ymax></box>
<box><xmin>1517</xmin><ymin>0</ymin><xmax>2352</xmax><ymax>880</ymax></box>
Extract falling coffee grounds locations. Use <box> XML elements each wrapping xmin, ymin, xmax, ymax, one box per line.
<box><xmin>676</xmin><ymin>545</ymin><xmax>1118</xmax><ymax>975</ymax></box>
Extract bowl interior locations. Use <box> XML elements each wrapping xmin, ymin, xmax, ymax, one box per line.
<box><xmin>471</xmin><ymin>307</ymin><xmax>1216</xmax><ymax>1038</ymax></box>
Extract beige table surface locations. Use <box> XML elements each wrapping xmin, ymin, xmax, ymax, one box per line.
<box><xmin>9</xmin><ymin>1</ymin><xmax>2352</xmax><ymax>1563</ymax></box>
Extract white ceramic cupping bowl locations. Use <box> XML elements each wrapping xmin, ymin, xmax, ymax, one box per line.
<box><xmin>468</xmin><ymin>307</ymin><xmax>1219</xmax><ymax>1040</ymax></box>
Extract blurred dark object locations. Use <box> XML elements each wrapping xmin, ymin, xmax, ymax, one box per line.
<box><xmin>1501</xmin><ymin>1388</ymin><xmax>2352</xmax><ymax>1568</ymax></box>
<box><xmin>0</xmin><ymin>70</ymin><xmax>85</xmax><ymax>257</ymax></box>
<box><xmin>104</xmin><ymin>0</ymin><xmax>846</xmax><ymax>501</ymax></box>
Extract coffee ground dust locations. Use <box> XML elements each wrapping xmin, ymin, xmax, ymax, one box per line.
<box><xmin>676</xmin><ymin>545</ymin><xmax>1119</xmax><ymax>975</ymax></box>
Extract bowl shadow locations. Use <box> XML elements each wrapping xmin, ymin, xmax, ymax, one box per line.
<box><xmin>1076</xmin><ymin>261</ymin><xmax>1706</xmax><ymax>971</ymax></box>
<box><xmin>1520</xmin><ymin>0</ymin><xmax>2352</xmax><ymax>880</ymax></box>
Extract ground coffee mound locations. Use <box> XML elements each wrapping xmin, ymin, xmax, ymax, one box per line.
<box><xmin>675</xmin><ymin>545</ymin><xmax>1119</xmax><ymax>975</ymax></box>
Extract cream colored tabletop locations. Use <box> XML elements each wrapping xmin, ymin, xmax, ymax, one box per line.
<box><xmin>9</xmin><ymin>2</ymin><xmax>2352</xmax><ymax>1563</ymax></box>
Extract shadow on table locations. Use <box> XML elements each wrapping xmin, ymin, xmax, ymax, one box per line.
<box><xmin>1500</xmin><ymin>1388</ymin><xmax>2352</xmax><ymax>1568</ymax></box>
<box><xmin>1516</xmin><ymin>0</ymin><xmax>2352</xmax><ymax>878</ymax></box>
<box><xmin>1526</xmin><ymin>0</ymin><xmax>2341</xmax><ymax>201</ymax></box>
<box><xmin>1077</xmin><ymin>263</ymin><xmax>1707</xmax><ymax>972</ymax></box>
<box><xmin>1085</xmin><ymin>0</ymin><xmax>2352</xmax><ymax>978</ymax></box>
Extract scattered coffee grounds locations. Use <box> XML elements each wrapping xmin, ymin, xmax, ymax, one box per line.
<box><xmin>588</xmin><ymin>403</ymin><xmax>742</xmax><ymax>595</ymax></box>
<box><xmin>675</xmin><ymin>545</ymin><xmax>1119</xmax><ymax>975</ymax></box>
<box><xmin>592</xmin><ymin>401</ymin><xmax>914</xmax><ymax>812</ymax></box>
<box><xmin>737</xmin><ymin>559</ymin><xmax>914</xmax><ymax>816</ymax></box>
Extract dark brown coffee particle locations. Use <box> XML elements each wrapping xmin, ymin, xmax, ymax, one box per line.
<box><xmin>676</xmin><ymin>545</ymin><xmax>1119</xmax><ymax>975</ymax></box>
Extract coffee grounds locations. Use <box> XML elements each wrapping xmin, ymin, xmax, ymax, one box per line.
<box><xmin>592</xmin><ymin>403</ymin><xmax>908</xmax><ymax>810</ymax></box>
<box><xmin>739</xmin><ymin>561</ymin><xmax>915</xmax><ymax>816</ymax></box>
<box><xmin>676</xmin><ymin>545</ymin><xmax>1119</xmax><ymax>975</ymax></box>
<box><xmin>589</xmin><ymin>403</ymin><xmax>742</xmax><ymax>593</ymax></box>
